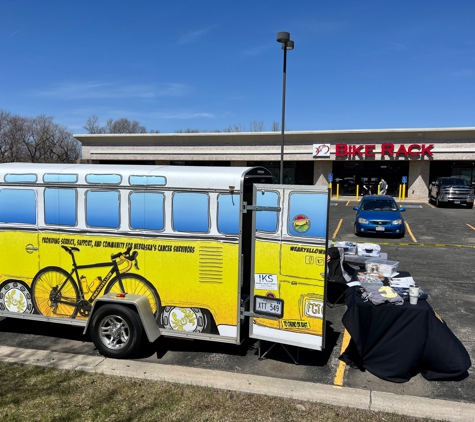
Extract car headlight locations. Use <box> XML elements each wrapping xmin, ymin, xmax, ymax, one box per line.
<box><xmin>358</xmin><ymin>218</ymin><xmax>369</xmax><ymax>224</ymax></box>
<box><xmin>391</xmin><ymin>219</ymin><xmax>403</xmax><ymax>225</ymax></box>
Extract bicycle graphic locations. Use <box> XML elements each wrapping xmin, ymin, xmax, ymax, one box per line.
<box><xmin>31</xmin><ymin>245</ymin><xmax>160</xmax><ymax>321</ymax></box>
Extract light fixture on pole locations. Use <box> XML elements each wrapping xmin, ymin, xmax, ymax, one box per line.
<box><xmin>276</xmin><ymin>31</ymin><xmax>294</xmax><ymax>184</ymax></box>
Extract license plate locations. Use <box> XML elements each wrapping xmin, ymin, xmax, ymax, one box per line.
<box><xmin>375</xmin><ymin>226</ymin><xmax>385</xmax><ymax>231</ymax></box>
<box><xmin>254</xmin><ymin>296</ymin><xmax>284</xmax><ymax>318</ymax></box>
<box><xmin>454</xmin><ymin>201</ymin><xmax>460</xmax><ymax>204</ymax></box>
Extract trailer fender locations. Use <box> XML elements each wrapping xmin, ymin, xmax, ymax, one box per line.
<box><xmin>84</xmin><ymin>293</ymin><xmax>161</xmax><ymax>343</ymax></box>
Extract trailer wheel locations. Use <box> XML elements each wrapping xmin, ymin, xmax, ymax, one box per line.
<box><xmin>90</xmin><ymin>304</ymin><xmax>143</xmax><ymax>359</ymax></box>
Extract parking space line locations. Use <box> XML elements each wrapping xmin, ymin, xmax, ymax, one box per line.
<box><xmin>405</xmin><ymin>222</ymin><xmax>417</xmax><ymax>243</ymax></box>
<box><xmin>377</xmin><ymin>241</ymin><xmax>475</xmax><ymax>248</ymax></box>
<box><xmin>334</xmin><ymin>329</ymin><xmax>351</xmax><ymax>386</ymax></box>
<box><xmin>345</xmin><ymin>200</ymin><xmax>350</xmax><ymax>206</ymax></box>
<box><xmin>332</xmin><ymin>219</ymin><xmax>343</xmax><ymax>239</ymax></box>
<box><xmin>467</xmin><ymin>224</ymin><xmax>475</xmax><ymax>231</ymax></box>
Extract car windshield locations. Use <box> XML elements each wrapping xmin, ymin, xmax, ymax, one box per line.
<box><xmin>440</xmin><ymin>178</ymin><xmax>468</xmax><ymax>186</ymax></box>
<box><xmin>361</xmin><ymin>199</ymin><xmax>398</xmax><ymax>211</ymax></box>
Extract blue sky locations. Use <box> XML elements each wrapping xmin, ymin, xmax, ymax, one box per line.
<box><xmin>1</xmin><ymin>0</ymin><xmax>474</xmax><ymax>134</ymax></box>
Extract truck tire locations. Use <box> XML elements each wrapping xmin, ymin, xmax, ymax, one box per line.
<box><xmin>90</xmin><ymin>304</ymin><xmax>143</xmax><ymax>359</ymax></box>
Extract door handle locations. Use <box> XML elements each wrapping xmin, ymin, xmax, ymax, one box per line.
<box><xmin>25</xmin><ymin>244</ymin><xmax>39</xmax><ymax>254</ymax></box>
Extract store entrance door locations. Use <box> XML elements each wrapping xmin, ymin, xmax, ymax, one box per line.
<box><xmin>332</xmin><ymin>161</ymin><xmax>409</xmax><ymax>197</ymax></box>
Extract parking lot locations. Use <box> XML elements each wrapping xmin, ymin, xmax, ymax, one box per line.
<box><xmin>0</xmin><ymin>197</ymin><xmax>474</xmax><ymax>405</ymax></box>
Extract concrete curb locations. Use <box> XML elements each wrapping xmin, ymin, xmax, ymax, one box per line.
<box><xmin>0</xmin><ymin>345</ymin><xmax>473</xmax><ymax>421</ymax></box>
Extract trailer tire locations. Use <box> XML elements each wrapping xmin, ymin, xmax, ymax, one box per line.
<box><xmin>90</xmin><ymin>304</ymin><xmax>143</xmax><ymax>359</ymax></box>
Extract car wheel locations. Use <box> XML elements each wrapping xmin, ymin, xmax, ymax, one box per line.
<box><xmin>467</xmin><ymin>203</ymin><xmax>474</xmax><ymax>209</ymax></box>
<box><xmin>354</xmin><ymin>224</ymin><xmax>360</xmax><ymax>236</ymax></box>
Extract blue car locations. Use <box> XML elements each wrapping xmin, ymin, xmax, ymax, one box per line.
<box><xmin>353</xmin><ymin>195</ymin><xmax>406</xmax><ymax>237</ymax></box>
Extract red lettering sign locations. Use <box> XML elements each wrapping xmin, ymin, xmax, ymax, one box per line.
<box><xmin>365</xmin><ymin>145</ymin><xmax>375</xmax><ymax>157</ymax></box>
<box><xmin>420</xmin><ymin>144</ymin><xmax>434</xmax><ymax>157</ymax></box>
<box><xmin>396</xmin><ymin>145</ymin><xmax>409</xmax><ymax>157</ymax></box>
<box><xmin>335</xmin><ymin>144</ymin><xmax>347</xmax><ymax>157</ymax></box>
<box><xmin>334</xmin><ymin>143</ymin><xmax>434</xmax><ymax>158</ymax></box>
<box><xmin>381</xmin><ymin>143</ymin><xmax>394</xmax><ymax>156</ymax></box>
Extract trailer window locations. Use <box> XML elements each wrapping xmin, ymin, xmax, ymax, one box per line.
<box><xmin>86</xmin><ymin>190</ymin><xmax>120</xmax><ymax>228</ymax></box>
<box><xmin>44</xmin><ymin>173</ymin><xmax>78</xmax><ymax>183</ymax></box>
<box><xmin>4</xmin><ymin>174</ymin><xmax>37</xmax><ymax>183</ymax></box>
<box><xmin>129</xmin><ymin>175</ymin><xmax>166</xmax><ymax>186</ymax></box>
<box><xmin>0</xmin><ymin>189</ymin><xmax>36</xmax><ymax>224</ymax></box>
<box><xmin>86</xmin><ymin>174</ymin><xmax>121</xmax><ymax>185</ymax></box>
<box><xmin>44</xmin><ymin>188</ymin><xmax>77</xmax><ymax>226</ymax></box>
<box><xmin>130</xmin><ymin>192</ymin><xmax>165</xmax><ymax>230</ymax></box>
<box><xmin>256</xmin><ymin>191</ymin><xmax>279</xmax><ymax>233</ymax></box>
<box><xmin>288</xmin><ymin>193</ymin><xmax>327</xmax><ymax>237</ymax></box>
<box><xmin>217</xmin><ymin>193</ymin><xmax>239</xmax><ymax>234</ymax></box>
<box><xmin>173</xmin><ymin>192</ymin><xmax>209</xmax><ymax>233</ymax></box>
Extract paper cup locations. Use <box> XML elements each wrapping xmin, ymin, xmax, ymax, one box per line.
<box><xmin>409</xmin><ymin>285</ymin><xmax>420</xmax><ymax>305</ymax></box>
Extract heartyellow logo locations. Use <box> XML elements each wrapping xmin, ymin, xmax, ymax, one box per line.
<box><xmin>292</xmin><ymin>214</ymin><xmax>310</xmax><ymax>233</ymax></box>
<box><xmin>313</xmin><ymin>143</ymin><xmax>331</xmax><ymax>158</ymax></box>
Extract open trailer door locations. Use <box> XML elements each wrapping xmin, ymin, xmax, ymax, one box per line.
<box><xmin>248</xmin><ymin>184</ymin><xmax>329</xmax><ymax>351</ymax></box>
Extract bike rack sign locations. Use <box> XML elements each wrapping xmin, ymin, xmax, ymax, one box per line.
<box><xmin>335</xmin><ymin>143</ymin><xmax>434</xmax><ymax>158</ymax></box>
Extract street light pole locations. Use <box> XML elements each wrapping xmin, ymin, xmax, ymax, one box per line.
<box><xmin>276</xmin><ymin>31</ymin><xmax>294</xmax><ymax>184</ymax></box>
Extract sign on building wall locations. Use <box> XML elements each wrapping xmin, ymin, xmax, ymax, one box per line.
<box><xmin>313</xmin><ymin>144</ymin><xmax>331</xmax><ymax>158</ymax></box>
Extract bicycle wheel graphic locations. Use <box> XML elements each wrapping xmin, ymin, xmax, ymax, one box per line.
<box><xmin>106</xmin><ymin>274</ymin><xmax>160</xmax><ymax>321</ymax></box>
<box><xmin>32</xmin><ymin>267</ymin><xmax>79</xmax><ymax>318</ymax></box>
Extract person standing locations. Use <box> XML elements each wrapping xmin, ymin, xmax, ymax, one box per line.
<box><xmin>379</xmin><ymin>178</ymin><xmax>388</xmax><ymax>195</ymax></box>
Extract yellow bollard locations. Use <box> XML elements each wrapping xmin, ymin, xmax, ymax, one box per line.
<box><xmin>329</xmin><ymin>182</ymin><xmax>332</xmax><ymax>198</ymax></box>
<box><xmin>398</xmin><ymin>184</ymin><xmax>402</xmax><ymax>200</ymax></box>
<box><xmin>356</xmin><ymin>185</ymin><xmax>359</xmax><ymax>198</ymax></box>
<box><xmin>336</xmin><ymin>183</ymin><xmax>340</xmax><ymax>199</ymax></box>
<box><xmin>402</xmin><ymin>183</ymin><xmax>406</xmax><ymax>200</ymax></box>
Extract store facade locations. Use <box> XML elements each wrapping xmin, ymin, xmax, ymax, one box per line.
<box><xmin>75</xmin><ymin>127</ymin><xmax>475</xmax><ymax>199</ymax></box>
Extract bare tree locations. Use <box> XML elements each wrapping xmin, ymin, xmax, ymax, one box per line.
<box><xmin>223</xmin><ymin>124</ymin><xmax>246</xmax><ymax>133</ymax></box>
<box><xmin>83</xmin><ymin>115</ymin><xmax>105</xmax><ymax>134</ymax></box>
<box><xmin>175</xmin><ymin>128</ymin><xmax>201</xmax><ymax>133</ymax></box>
<box><xmin>83</xmin><ymin>116</ymin><xmax>147</xmax><ymax>134</ymax></box>
<box><xmin>0</xmin><ymin>111</ymin><xmax>80</xmax><ymax>163</ymax></box>
<box><xmin>106</xmin><ymin>118</ymin><xmax>147</xmax><ymax>134</ymax></box>
<box><xmin>249</xmin><ymin>121</ymin><xmax>265</xmax><ymax>132</ymax></box>
<box><xmin>271</xmin><ymin>121</ymin><xmax>280</xmax><ymax>131</ymax></box>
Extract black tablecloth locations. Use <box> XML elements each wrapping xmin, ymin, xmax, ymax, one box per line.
<box><xmin>340</xmin><ymin>286</ymin><xmax>471</xmax><ymax>383</ymax></box>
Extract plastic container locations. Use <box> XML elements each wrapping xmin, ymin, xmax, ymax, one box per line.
<box><xmin>357</xmin><ymin>243</ymin><xmax>381</xmax><ymax>257</ymax></box>
<box><xmin>334</xmin><ymin>241</ymin><xmax>357</xmax><ymax>255</ymax></box>
<box><xmin>365</xmin><ymin>258</ymin><xmax>399</xmax><ymax>277</ymax></box>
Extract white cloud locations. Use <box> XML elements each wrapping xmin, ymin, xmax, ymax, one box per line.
<box><xmin>33</xmin><ymin>81</ymin><xmax>190</xmax><ymax>100</ymax></box>
<box><xmin>448</xmin><ymin>69</ymin><xmax>474</xmax><ymax>78</ymax></box>
<box><xmin>177</xmin><ymin>25</ymin><xmax>218</xmax><ymax>44</ymax></box>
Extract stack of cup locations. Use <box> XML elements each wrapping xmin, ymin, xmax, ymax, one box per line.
<box><xmin>409</xmin><ymin>285</ymin><xmax>420</xmax><ymax>305</ymax></box>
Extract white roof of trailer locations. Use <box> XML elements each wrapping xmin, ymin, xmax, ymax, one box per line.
<box><xmin>0</xmin><ymin>163</ymin><xmax>268</xmax><ymax>190</ymax></box>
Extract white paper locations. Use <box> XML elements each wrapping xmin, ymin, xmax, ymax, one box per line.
<box><xmin>254</xmin><ymin>273</ymin><xmax>278</xmax><ymax>290</ymax></box>
<box><xmin>389</xmin><ymin>276</ymin><xmax>414</xmax><ymax>288</ymax></box>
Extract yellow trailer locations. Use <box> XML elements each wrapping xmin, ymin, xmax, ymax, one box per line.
<box><xmin>0</xmin><ymin>163</ymin><xmax>329</xmax><ymax>358</ymax></box>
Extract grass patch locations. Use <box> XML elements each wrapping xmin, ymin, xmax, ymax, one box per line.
<box><xmin>0</xmin><ymin>362</ymin><xmax>438</xmax><ymax>422</ymax></box>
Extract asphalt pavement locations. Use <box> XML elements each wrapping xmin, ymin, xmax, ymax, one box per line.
<box><xmin>1</xmin><ymin>196</ymin><xmax>474</xmax><ymax>421</ymax></box>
